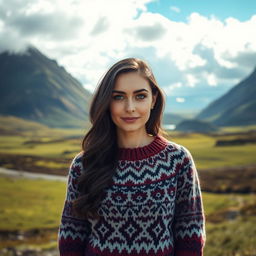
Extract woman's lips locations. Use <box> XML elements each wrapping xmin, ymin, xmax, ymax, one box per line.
<box><xmin>121</xmin><ymin>117</ymin><xmax>140</xmax><ymax>123</ymax></box>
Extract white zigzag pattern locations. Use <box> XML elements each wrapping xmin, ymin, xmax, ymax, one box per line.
<box><xmin>59</xmin><ymin>229</ymin><xmax>87</xmax><ymax>240</ymax></box>
<box><xmin>66</xmin><ymin>155</ymin><xmax>84</xmax><ymax>201</ymax></box>
<box><xmin>89</xmin><ymin>235</ymin><xmax>173</xmax><ymax>254</ymax></box>
<box><xmin>58</xmin><ymin>220</ymin><xmax>90</xmax><ymax>240</ymax></box>
<box><xmin>113</xmin><ymin>148</ymin><xmax>187</xmax><ymax>185</ymax></box>
<box><xmin>174</xmin><ymin>219</ymin><xmax>206</xmax><ymax>239</ymax></box>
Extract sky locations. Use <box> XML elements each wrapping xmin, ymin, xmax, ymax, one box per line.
<box><xmin>0</xmin><ymin>0</ymin><xmax>256</xmax><ymax>115</ymax></box>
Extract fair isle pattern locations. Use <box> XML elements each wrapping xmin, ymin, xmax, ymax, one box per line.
<box><xmin>58</xmin><ymin>154</ymin><xmax>92</xmax><ymax>255</ymax></box>
<box><xmin>58</xmin><ymin>135</ymin><xmax>206</xmax><ymax>256</ymax></box>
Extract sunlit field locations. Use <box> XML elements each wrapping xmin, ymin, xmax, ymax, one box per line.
<box><xmin>0</xmin><ymin>175</ymin><xmax>255</xmax><ymax>256</ymax></box>
<box><xmin>0</xmin><ymin>123</ymin><xmax>256</xmax><ymax>255</ymax></box>
<box><xmin>1</xmin><ymin>125</ymin><xmax>256</xmax><ymax>169</ymax></box>
<box><xmin>167</xmin><ymin>132</ymin><xmax>256</xmax><ymax>169</ymax></box>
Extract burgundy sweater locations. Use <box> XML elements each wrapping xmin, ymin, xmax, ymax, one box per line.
<box><xmin>58</xmin><ymin>135</ymin><xmax>206</xmax><ymax>255</ymax></box>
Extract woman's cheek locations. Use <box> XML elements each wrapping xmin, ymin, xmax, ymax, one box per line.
<box><xmin>140</xmin><ymin>102</ymin><xmax>152</xmax><ymax>115</ymax></box>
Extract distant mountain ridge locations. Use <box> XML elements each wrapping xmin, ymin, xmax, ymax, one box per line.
<box><xmin>163</xmin><ymin>112</ymin><xmax>184</xmax><ymax>125</ymax></box>
<box><xmin>0</xmin><ymin>47</ymin><xmax>91</xmax><ymax>128</ymax></box>
<box><xmin>1</xmin><ymin>46</ymin><xmax>255</xmax><ymax>129</ymax></box>
<box><xmin>196</xmin><ymin>68</ymin><xmax>256</xmax><ymax>126</ymax></box>
<box><xmin>175</xmin><ymin>119</ymin><xmax>219</xmax><ymax>133</ymax></box>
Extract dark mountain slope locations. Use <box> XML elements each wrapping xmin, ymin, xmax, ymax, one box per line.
<box><xmin>175</xmin><ymin>119</ymin><xmax>219</xmax><ymax>133</ymax></box>
<box><xmin>196</xmin><ymin>68</ymin><xmax>256</xmax><ymax>126</ymax></box>
<box><xmin>0</xmin><ymin>47</ymin><xmax>91</xmax><ymax>128</ymax></box>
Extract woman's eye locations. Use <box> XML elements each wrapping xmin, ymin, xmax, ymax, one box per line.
<box><xmin>112</xmin><ymin>95</ymin><xmax>124</xmax><ymax>100</ymax></box>
<box><xmin>136</xmin><ymin>94</ymin><xmax>147</xmax><ymax>100</ymax></box>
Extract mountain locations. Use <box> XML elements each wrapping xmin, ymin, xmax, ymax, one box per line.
<box><xmin>175</xmin><ymin>119</ymin><xmax>219</xmax><ymax>133</ymax></box>
<box><xmin>0</xmin><ymin>47</ymin><xmax>91</xmax><ymax>128</ymax></box>
<box><xmin>196</xmin><ymin>68</ymin><xmax>256</xmax><ymax>126</ymax></box>
<box><xmin>163</xmin><ymin>112</ymin><xmax>184</xmax><ymax>125</ymax></box>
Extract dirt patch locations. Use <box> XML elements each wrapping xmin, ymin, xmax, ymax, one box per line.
<box><xmin>0</xmin><ymin>153</ymin><xmax>70</xmax><ymax>176</ymax></box>
<box><xmin>199</xmin><ymin>164</ymin><xmax>256</xmax><ymax>193</ymax></box>
<box><xmin>0</xmin><ymin>228</ymin><xmax>59</xmax><ymax>256</ymax></box>
<box><xmin>216</xmin><ymin>137</ymin><xmax>256</xmax><ymax>146</ymax></box>
<box><xmin>1</xmin><ymin>153</ymin><xmax>256</xmax><ymax>193</ymax></box>
<box><xmin>207</xmin><ymin>201</ymin><xmax>256</xmax><ymax>223</ymax></box>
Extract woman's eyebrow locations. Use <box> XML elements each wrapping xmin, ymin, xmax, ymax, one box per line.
<box><xmin>112</xmin><ymin>89</ymin><xmax>149</xmax><ymax>94</ymax></box>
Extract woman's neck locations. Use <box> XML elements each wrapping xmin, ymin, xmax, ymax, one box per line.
<box><xmin>117</xmin><ymin>129</ymin><xmax>154</xmax><ymax>149</ymax></box>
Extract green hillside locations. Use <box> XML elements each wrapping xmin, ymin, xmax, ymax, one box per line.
<box><xmin>175</xmin><ymin>119</ymin><xmax>219</xmax><ymax>133</ymax></box>
<box><xmin>196</xmin><ymin>67</ymin><xmax>256</xmax><ymax>126</ymax></box>
<box><xmin>0</xmin><ymin>47</ymin><xmax>91</xmax><ymax>128</ymax></box>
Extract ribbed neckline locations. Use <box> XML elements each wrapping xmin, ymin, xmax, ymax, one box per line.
<box><xmin>118</xmin><ymin>135</ymin><xmax>168</xmax><ymax>161</ymax></box>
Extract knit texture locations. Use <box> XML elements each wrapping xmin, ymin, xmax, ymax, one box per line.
<box><xmin>58</xmin><ymin>135</ymin><xmax>206</xmax><ymax>255</ymax></box>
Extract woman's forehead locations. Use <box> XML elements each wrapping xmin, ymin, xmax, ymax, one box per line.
<box><xmin>114</xmin><ymin>72</ymin><xmax>150</xmax><ymax>91</ymax></box>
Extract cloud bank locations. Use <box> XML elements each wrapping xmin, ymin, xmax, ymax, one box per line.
<box><xmin>0</xmin><ymin>0</ymin><xmax>255</xmax><ymax>112</ymax></box>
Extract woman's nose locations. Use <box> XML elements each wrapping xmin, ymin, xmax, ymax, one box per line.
<box><xmin>125</xmin><ymin>99</ymin><xmax>135</xmax><ymax>113</ymax></box>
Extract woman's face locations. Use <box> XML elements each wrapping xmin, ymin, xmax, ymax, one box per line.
<box><xmin>109</xmin><ymin>72</ymin><xmax>157</xmax><ymax>137</ymax></box>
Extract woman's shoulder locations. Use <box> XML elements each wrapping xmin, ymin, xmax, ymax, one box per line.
<box><xmin>71</xmin><ymin>151</ymin><xmax>84</xmax><ymax>165</ymax></box>
<box><xmin>68</xmin><ymin>151</ymin><xmax>85</xmax><ymax>176</ymax></box>
<box><xmin>161</xmin><ymin>136</ymin><xmax>193</xmax><ymax>158</ymax></box>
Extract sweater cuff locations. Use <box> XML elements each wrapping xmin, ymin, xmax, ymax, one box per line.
<box><xmin>59</xmin><ymin>237</ymin><xmax>87</xmax><ymax>256</ymax></box>
<box><xmin>175</xmin><ymin>235</ymin><xmax>205</xmax><ymax>256</ymax></box>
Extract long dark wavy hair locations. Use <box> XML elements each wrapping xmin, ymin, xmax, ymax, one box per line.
<box><xmin>73</xmin><ymin>58</ymin><xmax>165</xmax><ymax>219</ymax></box>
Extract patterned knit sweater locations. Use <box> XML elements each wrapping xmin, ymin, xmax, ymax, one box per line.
<box><xmin>58</xmin><ymin>135</ymin><xmax>206</xmax><ymax>256</ymax></box>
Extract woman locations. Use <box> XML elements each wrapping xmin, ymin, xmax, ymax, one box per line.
<box><xmin>58</xmin><ymin>58</ymin><xmax>206</xmax><ymax>256</ymax></box>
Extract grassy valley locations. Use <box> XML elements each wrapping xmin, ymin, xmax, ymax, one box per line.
<box><xmin>0</xmin><ymin>177</ymin><xmax>255</xmax><ymax>256</ymax></box>
<box><xmin>0</xmin><ymin>117</ymin><xmax>256</xmax><ymax>255</ymax></box>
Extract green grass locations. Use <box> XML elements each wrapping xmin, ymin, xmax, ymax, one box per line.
<box><xmin>1</xmin><ymin>121</ymin><xmax>256</xmax><ymax>168</ymax></box>
<box><xmin>1</xmin><ymin>131</ymin><xmax>256</xmax><ymax>168</ymax></box>
<box><xmin>0</xmin><ymin>175</ymin><xmax>254</xmax><ymax>231</ymax></box>
<box><xmin>1</xmin><ymin>116</ymin><xmax>256</xmax><ymax>254</ymax></box>
<box><xmin>0</xmin><ymin>135</ymin><xmax>81</xmax><ymax>158</ymax></box>
<box><xmin>205</xmin><ymin>216</ymin><xmax>256</xmax><ymax>256</ymax></box>
<box><xmin>195</xmin><ymin>144</ymin><xmax>256</xmax><ymax>169</ymax></box>
<box><xmin>202</xmin><ymin>192</ymin><xmax>255</xmax><ymax>216</ymax></box>
<box><xmin>167</xmin><ymin>132</ymin><xmax>256</xmax><ymax>169</ymax></box>
<box><xmin>220</xmin><ymin>124</ymin><xmax>256</xmax><ymax>133</ymax></box>
<box><xmin>0</xmin><ymin>175</ymin><xmax>255</xmax><ymax>255</ymax></box>
<box><xmin>0</xmin><ymin>115</ymin><xmax>87</xmax><ymax>137</ymax></box>
<box><xmin>0</xmin><ymin>176</ymin><xmax>66</xmax><ymax>231</ymax></box>
<box><xmin>34</xmin><ymin>160</ymin><xmax>67</xmax><ymax>169</ymax></box>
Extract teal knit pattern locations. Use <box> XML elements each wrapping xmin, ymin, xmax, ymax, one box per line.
<box><xmin>58</xmin><ymin>135</ymin><xmax>206</xmax><ymax>256</ymax></box>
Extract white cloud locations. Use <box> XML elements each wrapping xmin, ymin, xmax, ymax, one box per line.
<box><xmin>25</xmin><ymin>0</ymin><xmax>55</xmax><ymax>15</ymax></box>
<box><xmin>206</xmin><ymin>73</ymin><xmax>218</xmax><ymax>86</ymax></box>
<box><xmin>176</xmin><ymin>97</ymin><xmax>185</xmax><ymax>103</ymax></box>
<box><xmin>170</xmin><ymin>6</ymin><xmax>180</xmax><ymax>13</ymax></box>
<box><xmin>0</xmin><ymin>0</ymin><xmax>255</xmax><ymax>97</ymax></box>
<box><xmin>186</xmin><ymin>74</ymin><xmax>198</xmax><ymax>87</ymax></box>
<box><xmin>162</xmin><ymin>82</ymin><xmax>182</xmax><ymax>96</ymax></box>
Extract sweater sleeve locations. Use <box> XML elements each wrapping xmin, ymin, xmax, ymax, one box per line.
<box><xmin>173</xmin><ymin>146</ymin><xmax>206</xmax><ymax>256</ymax></box>
<box><xmin>58</xmin><ymin>153</ymin><xmax>92</xmax><ymax>256</ymax></box>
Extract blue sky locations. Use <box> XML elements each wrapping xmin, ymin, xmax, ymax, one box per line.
<box><xmin>0</xmin><ymin>0</ymin><xmax>255</xmax><ymax>115</ymax></box>
<box><xmin>147</xmin><ymin>0</ymin><xmax>256</xmax><ymax>22</ymax></box>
